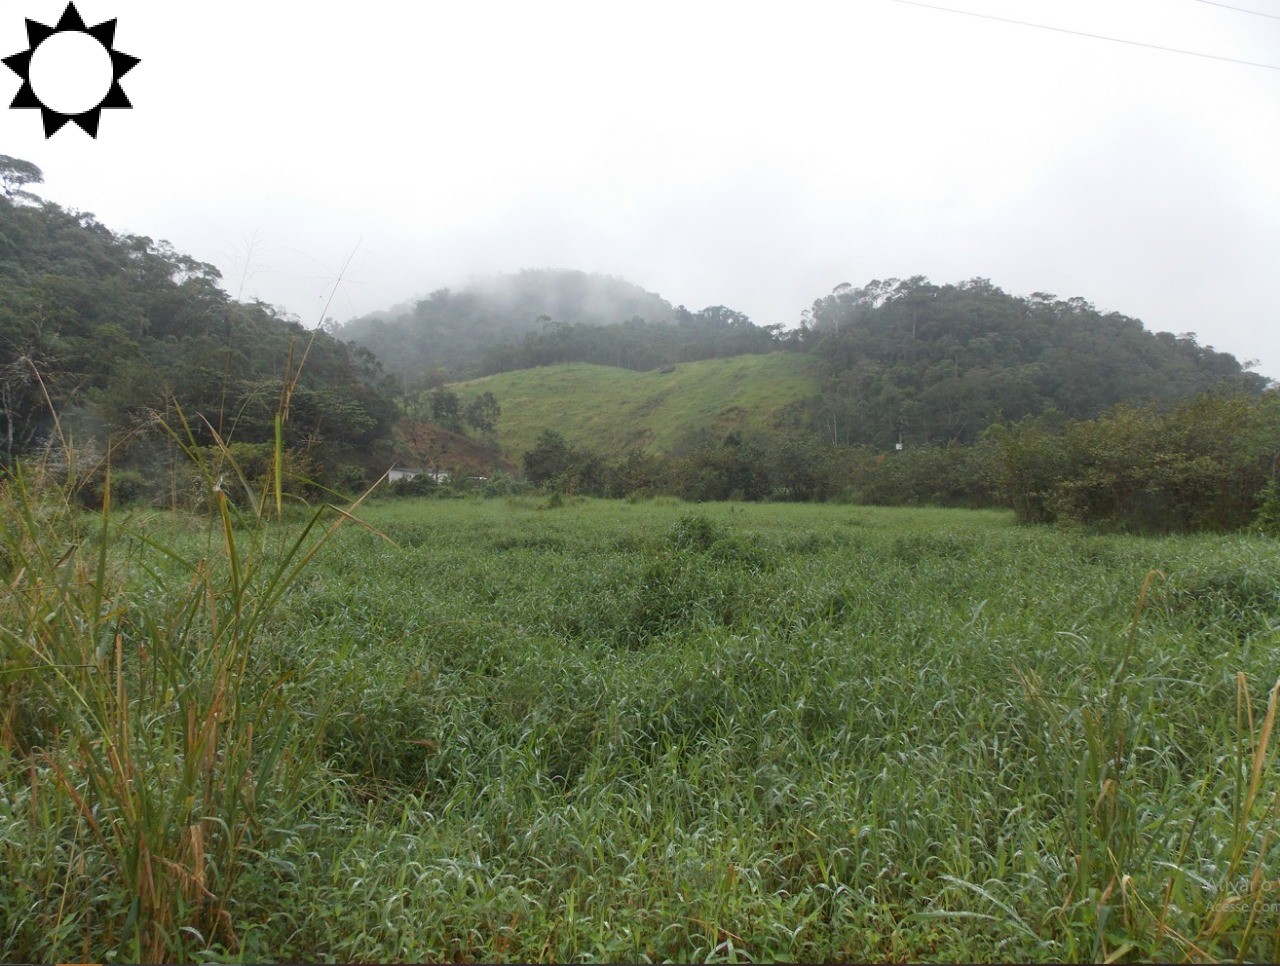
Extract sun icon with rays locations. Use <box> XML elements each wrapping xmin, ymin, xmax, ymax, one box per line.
<box><xmin>4</xmin><ymin>2</ymin><xmax>139</xmax><ymax>137</ymax></box>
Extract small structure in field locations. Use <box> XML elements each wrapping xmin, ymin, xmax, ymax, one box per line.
<box><xmin>386</xmin><ymin>466</ymin><xmax>450</xmax><ymax>484</ymax></box>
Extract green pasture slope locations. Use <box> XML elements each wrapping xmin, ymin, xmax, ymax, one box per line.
<box><xmin>450</xmin><ymin>353</ymin><xmax>819</xmax><ymax>458</ymax></box>
<box><xmin>4</xmin><ymin>497</ymin><xmax>1279</xmax><ymax>962</ymax></box>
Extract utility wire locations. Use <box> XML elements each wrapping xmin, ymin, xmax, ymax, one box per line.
<box><xmin>1192</xmin><ymin>0</ymin><xmax>1280</xmax><ymax>22</ymax></box>
<box><xmin>883</xmin><ymin>0</ymin><xmax>1280</xmax><ymax>71</ymax></box>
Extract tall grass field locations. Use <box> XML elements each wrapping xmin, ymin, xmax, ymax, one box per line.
<box><xmin>2</xmin><ymin>487</ymin><xmax>1278</xmax><ymax>962</ymax></box>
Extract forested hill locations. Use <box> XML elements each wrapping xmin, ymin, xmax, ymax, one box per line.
<box><xmin>454</xmin><ymin>275</ymin><xmax>1269</xmax><ymax>453</ymax></box>
<box><xmin>796</xmin><ymin>276</ymin><xmax>1269</xmax><ymax>447</ymax></box>
<box><xmin>0</xmin><ymin>165</ymin><xmax>399</xmax><ymax>493</ymax></box>
<box><xmin>351</xmin><ymin>267</ymin><xmax>1267</xmax><ymax>448</ymax></box>
<box><xmin>335</xmin><ymin>269</ymin><xmax>710</xmax><ymax>383</ymax></box>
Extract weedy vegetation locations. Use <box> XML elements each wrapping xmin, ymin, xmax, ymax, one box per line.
<box><xmin>2</xmin><ymin>480</ymin><xmax>1278</xmax><ymax>961</ymax></box>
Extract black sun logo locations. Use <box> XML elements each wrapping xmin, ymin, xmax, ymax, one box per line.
<box><xmin>4</xmin><ymin>2</ymin><xmax>140</xmax><ymax>137</ymax></box>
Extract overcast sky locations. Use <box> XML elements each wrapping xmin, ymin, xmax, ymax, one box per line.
<box><xmin>4</xmin><ymin>0</ymin><xmax>1279</xmax><ymax>378</ymax></box>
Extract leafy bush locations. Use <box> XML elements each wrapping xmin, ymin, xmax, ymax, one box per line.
<box><xmin>1256</xmin><ymin>477</ymin><xmax>1280</xmax><ymax>537</ymax></box>
<box><xmin>388</xmin><ymin>472</ymin><xmax>441</xmax><ymax>497</ymax></box>
<box><xmin>994</xmin><ymin>391</ymin><xmax>1280</xmax><ymax>532</ymax></box>
<box><xmin>478</xmin><ymin>471</ymin><xmax>531</xmax><ymax>497</ymax></box>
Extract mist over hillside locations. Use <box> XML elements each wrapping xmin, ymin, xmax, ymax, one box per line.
<box><xmin>334</xmin><ymin>269</ymin><xmax>680</xmax><ymax>383</ymax></box>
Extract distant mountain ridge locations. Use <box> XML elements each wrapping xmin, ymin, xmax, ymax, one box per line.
<box><xmin>334</xmin><ymin>269</ymin><xmax>682</xmax><ymax>383</ymax></box>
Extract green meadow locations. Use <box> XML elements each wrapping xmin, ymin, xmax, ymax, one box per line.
<box><xmin>450</xmin><ymin>354</ymin><xmax>819</xmax><ymax>458</ymax></box>
<box><xmin>3</xmin><ymin>492</ymin><xmax>1279</xmax><ymax>963</ymax></box>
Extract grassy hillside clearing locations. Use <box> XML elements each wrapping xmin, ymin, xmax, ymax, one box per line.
<box><xmin>448</xmin><ymin>353</ymin><xmax>819</xmax><ymax>459</ymax></box>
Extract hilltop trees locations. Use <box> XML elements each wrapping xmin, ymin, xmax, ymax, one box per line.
<box><xmin>0</xmin><ymin>154</ymin><xmax>42</xmax><ymax>199</ymax></box>
<box><xmin>480</xmin><ymin>306</ymin><xmax>781</xmax><ymax>375</ymax></box>
<box><xmin>335</xmin><ymin>270</ymin><xmax>684</xmax><ymax>381</ymax></box>
<box><xmin>0</xmin><ymin>162</ymin><xmax>399</xmax><ymax>495</ymax></box>
<box><xmin>335</xmin><ymin>270</ymin><xmax>784</xmax><ymax>382</ymax></box>
<box><xmin>800</xmin><ymin>277</ymin><xmax>1266</xmax><ymax>447</ymax></box>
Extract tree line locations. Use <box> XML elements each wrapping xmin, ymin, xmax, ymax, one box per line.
<box><xmin>511</xmin><ymin>388</ymin><xmax>1280</xmax><ymax>534</ymax></box>
<box><xmin>479</xmin><ymin>306</ymin><xmax>781</xmax><ymax>375</ymax></box>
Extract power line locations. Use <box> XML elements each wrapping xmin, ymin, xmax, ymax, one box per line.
<box><xmin>883</xmin><ymin>0</ymin><xmax>1280</xmax><ymax>71</ymax></box>
<box><xmin>1192</xmin><ymin>0</ymin><xmax>1280</xmax><ymax>23</ymax></box>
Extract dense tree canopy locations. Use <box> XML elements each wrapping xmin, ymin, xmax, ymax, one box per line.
<box><xmin>990</xmin><ymin>389</ymin><xmax>1280</xmax><ymax>531</ymax></box>
<box><xmin>0</xmin><ymin>174</ymin><xmax>399</xmax><ymax>496</ymax></box>
<box><xmin>797</xmin><ymin>276</ymin><xmax>1268</xmax><ymax>447</ymax></box>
